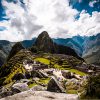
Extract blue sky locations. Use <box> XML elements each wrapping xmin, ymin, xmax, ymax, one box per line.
<box><xmin>0</xmin><ymin>0</ymin><xmax>100</xmax><ymax>20</ymax></box>
<box><xmin>0</xmin><ymin>0</ymin><xmax>6</xmax><ymax>21</ymax></box>
<box><xmin>70</xmin><ymin>0</ymin><xmax>100</xmax><ymax>14</ymax></box>
<box><xmin>0</xmin><ymin>0</ymin><xmax>100</xmax><ymax>41</ymax></box>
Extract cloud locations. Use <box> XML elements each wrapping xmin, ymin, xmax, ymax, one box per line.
<box><xmin>89</xmin><ymin>1</ymin><xmax>97</xmax><ymax>7</ymax></box>
<box><xmin>0</xmin><ymin>26</ymin><xmax>6</xmax><ymax>31</ymax></box>
<box><xmin>0</xmin><ymin>0</ymin><xmax>100</xmax><ymax>41</ymax></box>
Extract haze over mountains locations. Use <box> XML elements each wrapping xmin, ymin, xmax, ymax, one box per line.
<box><xmin>0</xmin><ymin>32</ymin><xmax>100</xmax><ymax>67</ymax></box>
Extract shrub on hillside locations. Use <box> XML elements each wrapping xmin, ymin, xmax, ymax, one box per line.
<box><xmin>85</xmin><ymin>74</ymin><xmax>100</xmax><ymax>99</ymax></box>
<box><xmin>12</xmin><ymin>73</ymin><xmax>25</xmax><ymax>81</ymax></box>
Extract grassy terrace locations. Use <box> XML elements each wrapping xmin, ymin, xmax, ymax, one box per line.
<box><xmin>35</xmin><ymin>58</ymin><xmax>50</xmax><ymax>65</ymax></box>
<box><xmin>28</xmin><ymin>78</ymin><xmax>50</xmax><ymax>88</ymax></box>
<box><xmin>35</xmin><ymin>57</ymin><xmax>87</xmax><ymax>76</ymax></box>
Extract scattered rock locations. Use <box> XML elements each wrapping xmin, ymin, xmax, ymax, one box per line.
<box><xmin>39</xmin><ymin>71</ymin><xmax>48</xmax><ymax>78</ymax></box>
<box><xmin>11</xmin><ymin>83</ymin><xmax>29</xmax><ymax>94</ymax></box>
<box><xmin>47</xmin><ymin>77</ymin><xmax>65</xmax><ymax>93</ymax></box>
<box><xmin>61</xmin><ymin>70</ymin><xmax>72</xmax><ymax>79</ymax></box>
<box><xmin>46</xmin><ymin>70</ymin><xmax>53</xmax><ymax>75</ymax></box>
<box><xmin>74</xmin><ymin>74</ymin><xmax>82</xmax><ymax>80</ymax></box>
<box><xmin>20</xmin><ymin>79</ymin><xmax>30</xmax><ymax>83</ymax></box>
<box><xmin>32</xmin><ymin>77</ymin><xmax>40</xmax><ymax>81</ymax></box>
<box><xmin>0</xmin><ymin>91</ymin><xmax>12</xmax><ymax>99</ymax></box>
<box><xmin>0</xmin><ymin>87</ymin><xmax>12</xmax><ymax>99</ymax></box>
<box><xmin>31</xmin><ymin>70</ymin><xmax>44</xmax><ymax>78</ymax></box>
<box><xmin>31</xmin><ymin>85</ymin><xmax>46</xmax><ymax>91</ymax></box>
<box><xmin>53</xmin><ymin>70</ymin><xmax>65</xmax><ymax>81</ymax></box>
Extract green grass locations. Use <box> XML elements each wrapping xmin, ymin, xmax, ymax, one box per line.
<box><xmin>34</xmin><ymin>57</ymin><xmax>87</xmax><ymax>76</ymax></box>
<box><xmin>4</xmin><ymin>65</ymin><xmax>26</xmax><ymax>85</ymax></box>
<box><xmin>69</xmin><ymin>69</ymin><xmax>86</xmax><ymax>76</ymax></box>
<box><xmin>53</xmin><ymin>64</ymin><xmax>61</xmax><ymax>69</ymax></box>
<box><xmin>67</xmin><ymin>90</ymin><xmax>78</xmax><ymax>94</ymax></box>
<box><xmin>38</xmin><ymin>78</ymin><xmax>50</xmax><ymax>84</ymax></box>
<box><xmin>35</xmin><ymin>58</ymin><xmax>50</xmax><ymax>65</ymax></box>
<box><xmin>28</xmin><ymin>78</ymin><xmax>50</xmax><ymax>88</ymax></box>
<box><xmin>28</xmin><ymin>83</ymin><xmax>37</xmax><ymax>88</ymax></box>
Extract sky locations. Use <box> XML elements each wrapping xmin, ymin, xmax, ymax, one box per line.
<box><xmin>0</xmin><ymin>0</ymin><xmax>100</xmax><ymax>41</ymax></box>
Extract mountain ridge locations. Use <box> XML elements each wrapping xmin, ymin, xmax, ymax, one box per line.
<box><xmin>0</xmin><ymin>32</ymin><xmax>100</xmax><ymax>65</ymax></box>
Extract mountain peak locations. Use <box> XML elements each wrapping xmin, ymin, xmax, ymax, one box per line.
<box><xmin>38</xmin><ymin>31</ymin><xmax>49</xmax><ymax>38</ymax></box>
<box><xmin>7</xmin><ymin>42</ymin><xmax>24</xmax><ymax>61</ymax></box>
<box><xmin>34</xmin><ymin>31</ymin><xmax>55</xmax><ymax>53</ymax></box>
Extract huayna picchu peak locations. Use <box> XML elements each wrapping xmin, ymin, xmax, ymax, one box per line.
<box><xmin>33</xmin><ymin>31</ymin><xmax>83</xmax><ymax>60</ymax></box>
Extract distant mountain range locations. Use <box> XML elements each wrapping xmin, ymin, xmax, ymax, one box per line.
<box><xmin>0</xmin><ymin>40</ymin><xmax>14</xmax><ymax>66</ymax></box>
<box><xmin>83</xmin><ymin>34</ymin><xmax>100</xmax><ymax>65</ymax></box>
<box><xmin>53</xmin><ymin>35</ymin><xmax>85</xmax><ymax>56</ymax></box>
<box><xmin>0</xmin><ymin>33</ymin><xmax>100</xmax><ymax>66</ymax></box>
<box><xmin>53</xmin><ymin>34</ymin><xmax>100</xmax><ymax>65</ymax></box>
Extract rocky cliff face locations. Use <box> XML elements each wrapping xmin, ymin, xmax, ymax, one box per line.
<box><xmin>83</xmin><ymin>33</ymin><xmax>100</xmax><ymax>65</ymax></box>
<box><xmin>7</xmin><ymin>42</ymin><xmax>25</xmax><ymax>61</ymax></box>
<box><xmin>34</xmin><ymin>31</ymin><xmax>57</xmax><ymax>53</ymax></box>
<box><xmin>0</xmin><ymin>40</ymin><xmax>14</xmax><ymax>66</ymax></box>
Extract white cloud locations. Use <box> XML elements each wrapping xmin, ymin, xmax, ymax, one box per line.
<box><xmin>0</xmin><ymin>0</ymin><xmax>100</xmax><ymax>41</ymax></box>
<box><xmin>89</xmin><ymin>1</ymin><xmax>97</xmax><ymax>7</ymax></box>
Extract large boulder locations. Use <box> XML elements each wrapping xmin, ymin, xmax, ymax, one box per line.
<box><xmin>11</xmin><ymin>83</ymin><xmax>29</xmax><ymax>94</ymax></box>
<box><xmin>0</xmin><ymin>87</ymin><xmax>12</xmax><ymax>99</ymax></box>
<box><xmin>0</xmin><ymin>91</ymin><xmax>79</xmax><ymax>100</ymax></box>
<box><xmin>61</xmin><ymin>70</ymin><xmax>72</xmax><ymax>79</ymax></box>
<box><xmin>47</xmin><ymin>77</ymin><xmax>65</xmax><ymax>93</ymax></box>
<box><xmin>31</xmin><ymin>85</ymin><xmax>46</xmax><ymax>91</ymax></box>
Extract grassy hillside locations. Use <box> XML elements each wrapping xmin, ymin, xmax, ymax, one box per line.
<box><xmin>0</xmin><ymin>50</ymin><xmax>34</xmax><ymax>86</ymax></box>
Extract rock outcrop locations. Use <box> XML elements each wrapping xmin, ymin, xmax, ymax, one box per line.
<box><xmin>0</xmin><ymin>90</ymin><xmax>79</xmax><ymax>100</ymax></box>
<box><xmin>11</xmin><ymin>83</ymin><xmax>29</xmax><ymax>94</ymax></box>
<box><xmin>47</xmin><ymin>77</ymin><xmax>65</xmax><ymax>93</ymax></box>
<box><xmin>7</xmin><ymin>42</ymin><xmax>24</xmax><ymax>61</ymax></box>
